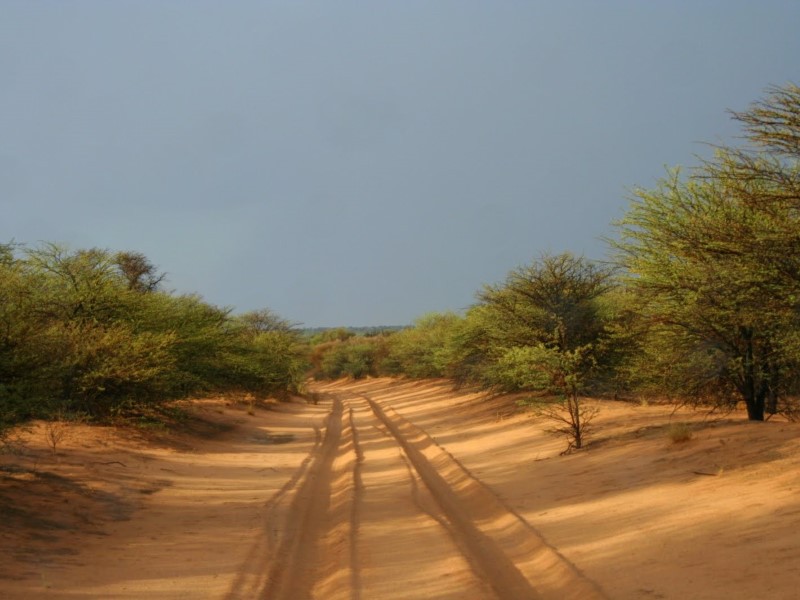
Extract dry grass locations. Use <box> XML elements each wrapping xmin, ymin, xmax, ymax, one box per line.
<box><xmin>667</xmin><ymin>421</ymin><xmax>693</xmax><ymax>443</ymax></box>
<box><xmin>43</xmin><ymin>417</ymin><xmax>71</xmax><ymax>455</ymax></box>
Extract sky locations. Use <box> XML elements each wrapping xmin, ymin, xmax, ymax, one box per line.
<box><xmin>3</xmin><ymin>1</ymin><xmax>800</xmax><ymax>327</ymax></box>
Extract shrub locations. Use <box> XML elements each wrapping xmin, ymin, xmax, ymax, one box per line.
<box><xmin>667</xmin><ymin>422</ymin><xmax>693</xmax><ymax>443</ymax></box>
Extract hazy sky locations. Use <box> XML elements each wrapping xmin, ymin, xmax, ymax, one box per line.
<box><xmin>3</xmin><ymin>2</ymin><xmax>800</xmax><ymax>327</ymax></box>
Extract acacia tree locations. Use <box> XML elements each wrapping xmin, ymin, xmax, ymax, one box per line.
<box><xmin>477</xmin><ymin>252</ymin><xmax>613</xmax><ymax>354</ymax></box>
<box><xmin>614</xmin><ymin>84</ymin><xmax>800</xmax><ymax>420</ymax></box>
<box><xmin>703</xmin><ymin>84</ymin><xmax>800</xmax><ymax>293</ymax></box>
<box><xmin>474</xmin><ymin>253</ymin><xmax>614</xmax><ymax>451</ymax></box>
<box><xmin>734</xmin><ymin>83</ymin><xmax>800</xmax><ymax>157</ymax></box>
<box><xmin>615</xmin><ymin>171</ymin><xmax>800</xmax><ymax>420</ymax></box>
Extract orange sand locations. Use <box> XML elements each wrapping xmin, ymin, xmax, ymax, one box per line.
<box><xmin>2</xmin><ymin>378</ymin><xmax>799</xmax><ymax>599</ymax></box>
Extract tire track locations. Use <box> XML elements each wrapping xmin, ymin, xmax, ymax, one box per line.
<box><xmin>223</xmin><ymin>427</ymin><xmax>322</xmax><ymax>600</ymax></box>
<box><xmin>367</xmin><ymin>403</ymin><xmax>469</xmax><ymax>549</ymax></box>
<box><xmin>348</xmin><ymin>407</ymin><xmax>364</xmax><ymax>600</ymax></box>
<box><xmin>347</xmin><ymin>393</ymin><xmax>491</xmax><ymax>599</ymax></box>
<box><xmin>364</xmin><ymin>394</ymin><xmax>607</xmax><ymax>600</ymax></box>
<box><xmin>259</xmin><ymin>397</ymin><xmax>345</xmax><ymax>600</ymax></box>
<box><xmin>233</xmin><ymin>387</ymin><xmax>605</xmax><ymax>600</ymax></box>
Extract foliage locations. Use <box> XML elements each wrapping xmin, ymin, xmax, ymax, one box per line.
<box><xmin>113</xmin><ymin>251</ymin><xmax>166</xmax><ymax>292</ymax></box>
<box><xmin>0</xmin><ymin>242</ymin><xmax>304</xmax><ymax>428</ymax></box>
<box><xmin>490</xmin><ymin>344</ymin><xmax>589</xmax><ymax>394</ymax></box>
<box><xmin>382</xmin><ymin>312</ymin><xmax>461</xmax><ymax>378</ymax></box>
<box><xmin>477</xmin><ymin>252</ymin><xmax>613</xmax><ymax>351</ymax></box>
<box><xmin>614</xmin><ymin>166</ymin><xmax>800</xmax><ymax>420</ymax></box>
<box><xmin>312</xmin><ymin>336</ymin><xmax>388</xmax><ymax>379</ymax></box>
<box><xmin>308</xmin><ymin>327</ymin><xmax>356</xmax><ymax>344</ymax></box>
<box><xmin>454</xmin><ymin>253</ymin><xmax>616</xmax><ymax>395</ymax></box>
<box><xmin>512</xmin><ymin>344</ymin><xmax>600</xmax><ymax>452</ymax></box>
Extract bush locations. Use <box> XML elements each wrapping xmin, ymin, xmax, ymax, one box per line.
<box><xmin>0</xmin><ymin>242</ymin><xmax>305</xmax><ymax>425</ymax></box>
<box><xmin>383</xmin><ymin>313</ymin><xmax>460</xmax><ymax>378</ymax></box>
<box><xmin>310</xmin><ymin>336</ymin><xmax>388</xmax><ymax>380</ymax></box>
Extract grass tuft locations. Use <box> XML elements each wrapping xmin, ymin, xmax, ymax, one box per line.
<box><xmin>667</xmin><ymin>422</ymin><xmax>693</xmax><ymax>443</ymax></box>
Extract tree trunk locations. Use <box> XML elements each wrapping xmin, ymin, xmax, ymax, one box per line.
<box><xmin>572</xmin><ymin>393</ymin><xmax>582</xmax><ymax>449</ymax></box>
<box><xmin>741</xmin><ymin>329</ymin><xmax>765</xmax><ymax>421</ymax></box>
<box><xmin>745</xmin><ymin>393</ymin><xmax>765</xmax><ymax>421</ymax></box>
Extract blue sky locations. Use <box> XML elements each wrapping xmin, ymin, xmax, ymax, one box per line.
<box><xmin>3</xmin><ymin>1</ymin><xmax>800</xmax><ymax>327</ymax></box>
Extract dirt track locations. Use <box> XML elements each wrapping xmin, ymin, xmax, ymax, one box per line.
<box><xmin>243</xmin><ymin>390</ymin><xmax>605</xmax><ymax>600</ymax></box>
<box><xmin>4</xmin><ymin>378</ymin><xmax>800</xmax><ymax>599</ymax></box>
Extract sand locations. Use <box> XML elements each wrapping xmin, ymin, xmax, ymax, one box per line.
<box><xmin>2</xmin><ymin>378</ymin><xmax>799</xmax><ymax>599</ymax></box>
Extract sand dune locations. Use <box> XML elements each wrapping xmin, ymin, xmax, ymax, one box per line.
<box><xmin>2</xmin><ymin>378</ymin><xmax>799</xmax><ymax>598</ymax></box>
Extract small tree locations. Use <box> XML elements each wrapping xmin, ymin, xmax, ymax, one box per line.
<box><xmin>44</xmin><ymin>411</ymin><xmax>71</xmax><ymax>456</ymax></box>
<box><xmin>501</xmin><ymin>344</ymin><xmax>599</xmax><ymax>453</ymax></box>
<box><xmin>464</xmin><ymin>253</ymin><xmax>613</xmax><ymax>450</ymax></box>
<box><xmin>471</xmin><ymin>252</ymin><xmax>615</xmax><ymax>389</ymax></box>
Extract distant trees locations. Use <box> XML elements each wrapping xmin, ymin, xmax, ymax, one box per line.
<box><xmin>307</xmin><ymin>315</ymin><xmax>463</xmax><ymax>381</ymax></box>
<box><xmin>309</xmin><ymin>335</ymin><xmax>389</xmax><ymax>380</ymax></box>
<box><xmin>382</xmin><ymin>313</ymin><xmax>461</xmax><ymax>378</ymax></box>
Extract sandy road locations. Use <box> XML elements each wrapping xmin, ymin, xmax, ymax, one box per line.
<box><xmin>237</xmin><ymin>390</ymin><xmax>605</xmax><ymax>600</ymax></box>
<box><xmin>7</xmin><ymin>378</ymin><xmax>800</xmax><ymax>599</ymax></box>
